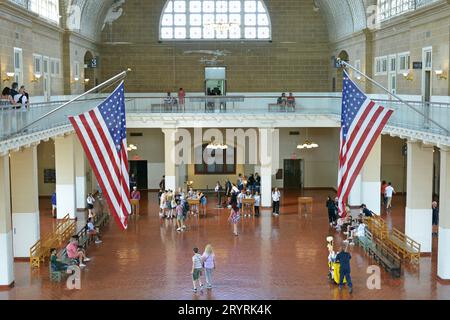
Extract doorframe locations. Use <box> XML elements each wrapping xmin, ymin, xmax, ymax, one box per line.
<box><xmin>388</xmin><ymin>54</ymin><xmax>397</xmax><ymax>95</ymax></box>
<box><xmin>43</xmin><ymin>56</ymin><xmax>51</xmax><ymax>102</ymax></box>
<box><xmin>422</xmin><ymin>46</ymin><xmax>433</xmax><ymax>102</ymax></box>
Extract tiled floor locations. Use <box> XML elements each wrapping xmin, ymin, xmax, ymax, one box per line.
<box><xmin>1</xmin><ymin>190</ymin><xmax>449</xmax><ymax>300</ymax></box>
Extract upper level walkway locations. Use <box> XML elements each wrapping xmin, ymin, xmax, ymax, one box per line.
<box><xmin>1</xmin><ymin>93</ymin><xmax>449</xmax><ymax>154</ymax></box>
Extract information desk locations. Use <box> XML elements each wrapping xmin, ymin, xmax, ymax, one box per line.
<box><xmin>297</xmin><ymin>197</ymin><xmax>313</xmax><ymax>215</ymax></box>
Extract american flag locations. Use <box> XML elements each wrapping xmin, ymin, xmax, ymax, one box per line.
<box><xmin>337</xmin><ymin>71</ymin><xmax>393</xmax><ymax>216</ymax></box>
<box><xmin>69</xmin><ymin>82</ymin><xmax>131</xmax><ymax>230</ymax></box>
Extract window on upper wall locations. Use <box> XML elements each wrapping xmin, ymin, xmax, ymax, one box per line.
<box><xmin>378</xmin><ymin>0</ymin><xmax>437</xmax><ymax>22</ymax></box>
<box><xmin>374</xmin><ymin>56</ymin><xmax>388</xmax><ymax>75</ymax></box>
<box><xmin>33</xmin><ymin>54</ymin><xmax>42</xmax><ymax>75</ymax></box>
<box><xmin>397</xmin><ymin>52</ymin><xmax>410</xmax><ymax>73</ymax></box>
<box><xmin>159</xmin><ymin>0</ymin><xmax>271</xmax><ymax>41</ymax></box>
<box><xmin>10</xmin><ymin>0</ymin><xmax>60</xmax><ymax>24</ymax></box>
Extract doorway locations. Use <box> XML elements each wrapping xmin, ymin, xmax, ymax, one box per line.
<box><xmin>205</xmin><ymin>67</ymin><xmax>226</xmax><ymax>96</ymax></box>
<box><xmin>43</xmin><ymin>56</ymin><xmax>51</xmax><ymax>102</ymax></box>
<box><xmin>129</xmin><ymin>160</ymin><xmax>148</xmax><ymax>190</ymax></box>
<box><xmin>283</xmin><ymin>159</ymin><xmax>303</xmax><ymax>189</ymax></box>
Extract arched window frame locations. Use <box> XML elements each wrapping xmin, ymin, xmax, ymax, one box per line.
<box><xmin>159</xmin><ymin>0</ymin><xmax>272</xmax><ymax>41</ymax></box>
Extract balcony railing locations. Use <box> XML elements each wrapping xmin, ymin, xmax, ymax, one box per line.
<box><xmin>0</xmin><ymin>94</ymin><xmax>449</xmax><ymax>141</ymax></box>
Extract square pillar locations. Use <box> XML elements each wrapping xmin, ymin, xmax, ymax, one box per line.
<box><xmin>0</xmin><ymin>155</ymin><xmax>14</xmax><ymax>286</ymax></box>
<box><xmin>75</xmin><ymin>138</ymin><xmax>86</xmax><ymax>210</ymax></box>
<box><xmin>405</xmin><ymin>141</ymin><xmax>434</xmax><ymax>253</ymax></box>
<box><xmin>362</xmin><ymin>137</ymin><xmax>381</xmax><ymax>214</ymax></box>
<box><xmin>259</xmin><ymin>128</ymin><xmax>278</xmax><ymax>207</ymax></box>
<box><xmin>10</xmin><ymin>146</ymin><xmax>40</xmax><ymax>258</ymax></box>
<box><xmin>162</xmin><ymin>128</ymin><xmax>177</xmax><ymax>191</ymax></box>
<box><xmin>438</xmin><ymin>147</ymin><xmax>450</xmax><ymax>279</ymax></box>
<box><xmin>55</xmin><ymin>134</ymin><xmax>76</xmax><ymax>219</ymax></box>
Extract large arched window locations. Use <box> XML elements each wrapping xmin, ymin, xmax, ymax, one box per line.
<box><xmin>159</xmin><ymin>0</ymin><xmax>271</xmax><ymax>41</ymax></box>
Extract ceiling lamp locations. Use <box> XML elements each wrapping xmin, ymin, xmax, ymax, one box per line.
<box><xmin>206</xmin><ymin>140</ymin><xmax>228</xmax><ymax>150</ymax></box>
<box><xmin>297</xmin><ymin>140</ymin><xmax>319</xmax><ymax>149</ymax></box>
<box><xmin>127</xmin><ymin>144</ymin><xmax>137</xmax><ymax>151</ymax></box>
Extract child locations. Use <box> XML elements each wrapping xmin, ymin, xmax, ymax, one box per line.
<box><xmin>254</xmin><ymin>192</ymin><xmax>261</xmax><ymax>217</ymax></box>
<box><xmin>176</xmin><ymin>200</ymin><xmax>186</xmax><ymax>232</ymax></box>
<box><xmin>191</xmin><ymin>247</ymin><xmax>204</xmax><ymax>292</ymax></box>
<box><xmin>166</xmin><ymin>190</ymin><xmax>174</xmax><ymax>219</ymax></box>
<box><xmin>50</xmin><ymin>248</ymin><xmax>68</xmax><ymax>271</ymax></box>
<box><xmin>87</xmin><ymin>218</ymin><xmax>102</xmax><ymax>244</ymax></box>
<box><xmin>202</xmin><ymin>244</ymin><xmax>216</xmax><ymax>289</ymax></box>
<box><xmin>159</xmin><ymin>190</ymin><xmax>167</xmax><ymax>218</ymax></box>
<box><xmin>228</xmin><ymin>203</ymin><xmax>240</xmax><ymax>236</ymax></box>
<box><xmin>237</xmin><ymin>190</ymin><xmax>244</xmax><ymax>215</ymax></box>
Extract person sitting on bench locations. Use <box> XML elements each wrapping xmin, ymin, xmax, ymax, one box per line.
<box><xmin>50</xmin><ymin>248</ymin><xmax>68</xmax><ymax>272</ymax></box>
<box><xmin>87</xmin><ymin>218</ymin><xmax>102</xmax><ymax>244</ymax></box>
<box><xmin>66</xmin><ymin>236</ymin><xmax>90</xmax><ymax>267</ymax></box>
<box><xmin>360</xmin><ymin>204</ymin><xmax>374</xmax><ymax>217</ymax></box>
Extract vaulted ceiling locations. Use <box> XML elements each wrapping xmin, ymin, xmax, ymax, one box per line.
<box><xmin>65</xmin><ymin>0</ymin><xmax>371</xmax><ymax>44</ymax></box>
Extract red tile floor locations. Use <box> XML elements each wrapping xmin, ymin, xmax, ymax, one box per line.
<box><xmin>1</xmin><ymin>190</ymin><xmax>449</xmax><ymax>300</ymax></box>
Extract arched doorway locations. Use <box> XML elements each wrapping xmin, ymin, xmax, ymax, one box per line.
<box><xmin>83</xmin><ymin>51</ymin><xmax>95</xmax><ymax>91</ymax></box>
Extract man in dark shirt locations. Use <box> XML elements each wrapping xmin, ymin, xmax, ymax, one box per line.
<box><xmin>360</xmin><ymin>204</ymin><xmax>374</xmax><ymax>217</ymax></box>
<box><xmin>335</xmin><ymin>245</ymin><xmax>352</xmax><ymax>293</ymax></box>
<box><xmin>159</xmin><ymin>175</ymin><xmax>165</xmax><ymax>191</ymax></box>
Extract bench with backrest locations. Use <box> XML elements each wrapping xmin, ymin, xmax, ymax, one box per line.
<box><xmin>386</xmin><ymin>227</ymin><xmax>421</xmax><ymax>265</ymax></box>
<box><xmin>370</xmin><ymin>237</ymin><xmax>402</xmax><ymax>278</ymax></box>
<box><xmin>355</xmin><ymin>226</ymin><xmax>373</xmax><ymax>252</ymax></box>
<box><xmin>366</xmin><ymin>215</ymin><xmax>389</xmax><ymax>240</ymax></box>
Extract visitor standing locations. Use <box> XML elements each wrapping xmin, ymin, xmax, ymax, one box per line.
<box><xmin>178</xmin><ymin>87</ymin><xmax>186</xmax><ymax>106</ymax></box>
<box><xmin>335</xmin><ymin>244</ymin><xmax>352</xmax><ymax>294</ymax></box>
<box><xmin>254</xmin><ymin>191</ymin><xmax>261</xmax><ymax>217</ymax></box>
<box><xmin>326</xmin><ymin>196</ymin><xmax>336</xmax><ymax>226</ymax></box>
<box><xmin>202</xmin><ymin>244</ymin><xmax>216</xmax><ymax>289</ymax></box>
<box><xmin>432</xmin><ymin>201</ymin><xmax>439</xmax><ymax>236</ymax></box>
<box><xmin>381</xmin><ymin>180</ymin><xmax>387</xmax><ymax>207</ymax></box>
<box><xmin>228</xmin><ymin>203</ymin><xmax>240</xmax><ymax>236</ymax></box>
<box><xmin>86</xmin><ymin>193</ymin><xmax>95</xmax><ymax>218</ymax></box>
<box><xmin>159</xmin><ymin>175</ymin><xmax>165</xmax><ymax>191</ymax></box>
<box><xmin>131</xmin><ymin>186</ymin><xmax>141</xmax><ymax>215</ymax></box>
<box><xmin>272</xmin><ymin>188</ymin><xmax>281</xmax><ymax>216</ymax></box>
<box><xmin>191</xmin><ymin>247</ymin><xmax>204</xmax><ymax>292</ymax></box>
<box><xmin>51</xmin><ymin>191</ymin><xmax>57</xmax><ymax>218</ymax></box>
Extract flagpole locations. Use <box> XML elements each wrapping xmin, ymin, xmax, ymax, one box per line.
<box><xmin>337</xmin><ymin>58</ymin><xmax>449</xmax><ymax>135</ymax></box>
<box><xmin>14</xmin><ymin>69</ymin><xmax>132</xmax><ymax>136</ymax></box>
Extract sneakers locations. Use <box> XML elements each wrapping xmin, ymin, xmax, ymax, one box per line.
<box><xmin>192</xmin><ymin>288</ymin><xmax>197</xmax><ymax>293</ymax></box>
<box><xmin>349</xmin><ymin>287</ymin><xmax>353</xmax><ymax>294</ymax></box>
<box><xmin>84</xmin><ymin>257</ymin><xmax>91</xmax><ymax>262</ymax></box>
<box><xmin>95</xmin><ymin>240</ymin><xmax>102</xmax><ymax>244</ymax></box>
<box><xmin>79</xmin><ymin>263</ymin><xmax>86</xmax><ymax>267</ymax></box>
<box><xmin>207</xmin><ymin>284</ymin><xmax>212</xmax><ymax>289</ymax></box>
<box><xmin>181</xmin><ymin>225</ymin><xmax>186</xmax><ymax>230</ymax></box>
<box><xmin>176</xmin><ymin>227</ymin><xmax>182</xmax><ymax>232</ymax></box>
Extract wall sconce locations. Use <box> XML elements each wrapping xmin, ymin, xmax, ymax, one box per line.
<box><xmin>84</xmin><ymin>78</ymin><xmax>90</xmax><ymax>83</ymax></box>
<box><xmin>3</xmin><ymin>72</ymin><xmax>15</xmax><ymax>82</ymax></box>
<box><xmin>435</xmin><ymin>70</ymin><xmax>448</xmax><ymax>80</ymax></box>
<box><xmin>71</xmin><ymin>77</ymin><xmax>79</xmax><ymax>84</ymax></box>
<box><xmin>31</xmin><ymin>73</ymin><xmax>42</xmax><ymax>83</ymax></box>
<box><xmin>403</xmin><ymin>71</ymin><xmax>414</xmax><ymax>81</ymax></box>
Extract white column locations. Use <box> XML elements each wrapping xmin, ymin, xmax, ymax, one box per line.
<box><xmin>10</xmin><ymin>146</ymin><xmax>40</xmax><ymax>258</ymax></box>
<box><xmin>162</xmin><ymin>128</ymin><xmax>176</xmax><ymax>191</ymax></box>
<box><xmin>405</xmin><ymin>141</ymin><xmax>433</xmax><ymax>253</ymax></box>
<box><xmin>0</xmin><ymin>155</ymin><xmax>14</xmax><ymax>287</ymax></box>
<box><xmin>75</xmin><ymin>138</ymin><xmax>86</xmax><ymax>210</ymax></box>
<box><xmin>55</xmin><ymin>134</ymin><xmax>76</xmax><ymax>219</ymax></box>
<box><xmin>438</xmin><ymin>147</ymin><xmax>450</xmax><ymax>279</ymax></box>
<box><xmin>259</xmin><ymin>128</ymin><xmax>278</xmax><ymax>207</ymax></box>
<box><xmin>348</xmin><ymin>174</ymin><xmax>362</xmax><ymax>206</ymax></box>
<box><xmin>361</xmin><ymin>137</ymin><xmax>381</xmax><ymax>214</ymax></box>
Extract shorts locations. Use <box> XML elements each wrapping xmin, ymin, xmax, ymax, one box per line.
<box><xmin>201</xmin><ymin>198</ymin><xmax>207</xmax><ymax>205</ymax></box>
<box><xmin>87</xmin><ymin>204</ymin><xmax>94</xmax><ymax>209</ymax></box>
<box><xmin>177</xmin><ymin>215</ymin><xmax>185</xmax><ymax>221</ymax></box>
<box><xmin>192</xmin><ymin>268</ymin><xmax>202</xmax><ymax>281</ymax></box>
<box><xmin>52</xmin><ymin>204</ymin><xmax>56</xmax><ymax>210</ymax></box>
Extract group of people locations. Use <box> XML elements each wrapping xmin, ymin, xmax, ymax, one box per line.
<box><xmin>0</xmin><ymin>82</ymin><xmax>30</xmax><ymax>109</ymax></box>
<box><xmin>191</xmin><ymin>245</ymin><xmax>216</xmax><ymax>292</ymax></box>
<box><xmin>163</xmin><ymin>88</ymin><xmax>186</xmax><ymax>106</ymax></box>
<box><xmin>158</xmin><ymin>188</ymin><xmax>199</xmax><ymax>232</ymax></box>
<box><xmin>276</xmin><ymin>92</ymin><xmax>296</xmax><ymax>109</ymax></box>
<box><xmin>380</xmin><ymin>181</ymin><xmax>396</xmax><ymax>210</ymax></box>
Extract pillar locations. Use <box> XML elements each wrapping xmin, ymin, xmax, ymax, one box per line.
<box><xmin>348</xmin><ymin>174</ymin><xmax>362</xmax><ymax>206</ymax></box>
<box><xmin>259</xmin><ymin>128</ymin><xmax>278</xmax><ymax>207</ymax></box>
<box><xmin>10</xmin><ymin>146</ymin><xmax>40</xmax><ymax>258</ymax></box>
<box><xmin>162</xmin><ymin>128</ymin><xmax>176</xmax><ymax>191</ymax></box>
<box><xmin>362</xmin><ymin>137</ymin><xmax>381</xmax><ymax>214</ymax></box>
<box><xmin>438</xmin><ymin>147</ymin><xmax>450</xmax><ymax>279</ymax></box>
<box><xmin>55</xmin><ymin>134</ymin><xmax>76</xmax><ymax>219</ymax></box>
<box><xmin>75</xmin><ymin>138</ymin><xmax>86</xmax><ymax>210</ymax></box>
<box><xmin>405</xmin><ymin>141</ymin><xmax>434</xmax><ymax>253</ymax></box>
<box><xmin>0</xmin><ymin>155</ymin><xmax>14</xmax><ymax>287</ymax></box>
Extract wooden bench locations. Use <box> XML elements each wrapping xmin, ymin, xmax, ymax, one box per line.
<box><xmin>355</xmin><ymin>227</ymin><xmax>373</xmax><ymax>253</ymax></box>
<box><xmin>370</xmin><ymin>237</ymin><xmax>402</xmax><ymax>278</ymax></box>
<box><xmin>387</xmin><ymin>227</ymin><xmax>421</xmax><ymax>264</ymax></box>
<box><xmin>366</xmin><ymin>215</ymin><xmax>389</xmax><ymax>240</ymax></box>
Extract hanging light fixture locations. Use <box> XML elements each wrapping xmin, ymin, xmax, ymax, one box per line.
<box><xmin>297</xmin><ymin>129</ymin><xmax>319</xmax><ymax>150</ymax></box>
<box><xmin>206</xmin><ymin>140</ymin><xmax>228</xmax><ymax>150</ymax></box>
<box><xmin>127</xmin><ymin>144</ymin><xmax>138</xmax><ymax>151</ymax></box>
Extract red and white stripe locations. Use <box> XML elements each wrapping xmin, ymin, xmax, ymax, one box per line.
<box><xmin>337</xmin><ymin>98</ymin><xmax>393</xmax><ymax>216</ymax></box>
<box><xmin>69</xmin><ymin>109</ymin><xmax>130</xmax><ymax>230</ymax></box>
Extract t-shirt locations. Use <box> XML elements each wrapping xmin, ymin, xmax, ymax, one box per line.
<box><xmin>356</xmin><ymin>224</ymin><xmax>366</xmax><ymax>237</ymax></box>
<box><xmin>362</xmin><ymin>208</ymin><xmax>373</xmax><ymax>217</ymax></box>
<box><xmin>272</xmin><ymin>191</ymin><xmax>280</xmax><ymax>202</ymax></box>
<box><xmin>51</xmin><ymin>193</ymin><xmax>56</xmax><ymax>205</ymax></box>
<box><xmin>385</xmin><ymin>186</ymin><xmax>395</xmax><ymax>197</ymax></box>
<box><xmin>87</xmin><ymin>222</ymin><xmax>95</xmax><ymax>231</ymax></box>
<box><xmin>87</xmin><ymin>196</ymin><xmax>95</xmax><ymax>205</ymax></box>
<box><xmin>335</xmin><ymin>251</ymin><xmax>351</xmax><ymax>271</ymax></box>
<box><xmin>202</xmin><ymin>253</ymin><xmax>215</xmax><ymax>269</ymax></box>
<box><xmin>131</xmin><ymin>190</ymin><xmax>140</xmax><ymax>200</ymax></box>
<box><xmin>14</xmin><ymin>93</ymin><xmax>27</xmax><ymax>108</ymax></box>
<box><xmin>192</xmin><ymin>253</ymin><xmax>203</xmax><ymax>269</ymax></box>
<box><xmin>254</xmin><ymin>195</ymin><xmax>261</xmax><ymax>206</ymax></box>
<box><xmin>176</xmin><ymin>204</ymin><xmax>183</xmax><ymax>216</ymax></box>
